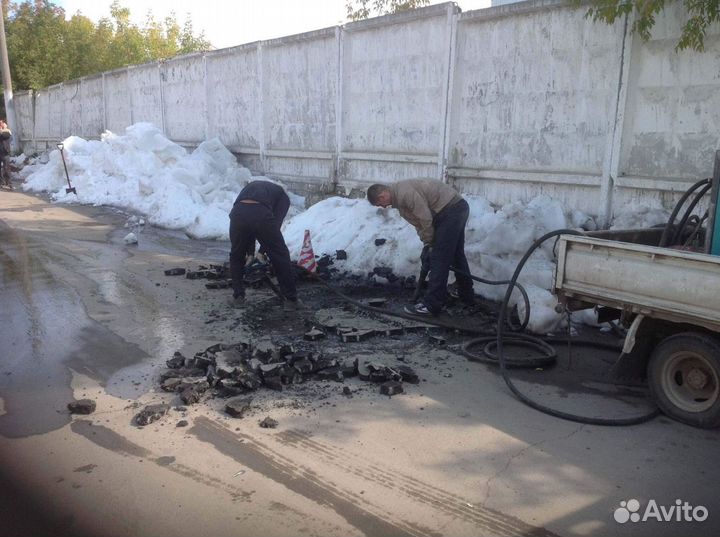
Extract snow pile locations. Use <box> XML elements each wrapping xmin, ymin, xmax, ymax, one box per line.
<box><xmin>611</xmin><ymin>202</ymin><xmax>670</xmax><ymax>230</ymax></box>
<box><xmin>284</xmin><ymin>195</ymin><xmax>594</xmax><ymax>333</ymax></box>
<box><xmin>23</xmin><ymin>123</ymin><xmax>255</xmax><ymax>239</ymax></box>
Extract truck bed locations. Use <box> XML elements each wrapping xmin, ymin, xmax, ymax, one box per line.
<box><xmin>554</xmin><ymin>235</ymin><xmax>720</xmax><ymax>333</ymax></box>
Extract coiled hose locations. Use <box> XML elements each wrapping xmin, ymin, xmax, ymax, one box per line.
<box><xmin>488</xmin><ymin>229</ymin><xmax>660</xmax><ymax>426</ymax></box>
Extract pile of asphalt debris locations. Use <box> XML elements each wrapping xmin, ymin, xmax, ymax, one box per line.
<box><xmin>163</xmin><ymin>246</ymin><xmax>419</xmax><ymax>290</ymax></box>
<box><xmin>134</xmin><ymin>339</ymin><xmax>420</xmax><ymax>426</ymax></box>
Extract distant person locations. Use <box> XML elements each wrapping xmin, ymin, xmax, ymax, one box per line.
<box><xmin>0</xmin><ymin>120</ymin><xmax>12</xmax><ymax>189</ymax></box>
<box><xmin>229</xmin><ymin>180</ymin><xmax>300</xmax><ymax>310</ymax></box>
<box><xmin>367</xmin><ymin>179</ymin><xmax>474</xmax><ymax>315</ymax></box>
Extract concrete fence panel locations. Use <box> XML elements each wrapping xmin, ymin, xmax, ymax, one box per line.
<box><xmin>15</xmin><ymin>91</ymin><xmax>34</xmax><ymax>142</ymax></box>
<box><xmin>614</xmin><ymin>1</ymin><xmax>720</xmax><ymax>208</ymax></box>
<box><xmin>448</xmin><ymin>0</ymin><xmax>626</xmax><ymax>215</ymax></box>
<box><xmin>62</xmin><ymin>80</ymin><xmax>83</xmax><ymax>137</ymax></box>
<box><xmin>104</xmin><ymin>70</ymin><xmax>131</xmax><ymax>135</ymax></box>
<box><xmin>261</xmin><ymin>29</ymin><xmax>338</xmax><ymax>184</ymax></box>
<box><xmin>339</xmin><ymin>4</ymin><xmax>456</xmax><ymax>186</ymax></box>
<box><xmin>161</xmin><ymin>55</ymin><xmax>206</xmax><ymax>143</ymax></box>
<box><xmin>128</xmin><ymin>63</ymin><xmax>164</xmax><ymax>129</ymax></box>
<box><xmin>206</xmin><ymin>44</ymin><xmax>262</xmax><ymax>152</ymax></box>
<box><xmin>34</xmin><ymin>90</ymin><xmax>50</xmax><ymax>140</ymax></box>
<box><xmin>47</xmin><ymin>85</ymin><xmax>65</xmax><ymax>139</ymax></box>
<box><xmin>80</xmin><ymin>75</ymin><xmax>104</xmax><ymax>139</ymax></box>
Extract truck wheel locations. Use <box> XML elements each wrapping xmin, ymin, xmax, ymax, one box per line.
<box><xmin>648</xmin><ymin>332</ymin><xmax>720</xmax><ymax>428</ymax></box>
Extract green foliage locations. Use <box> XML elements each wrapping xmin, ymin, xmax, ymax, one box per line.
<box><xmin>577</xmin><ymin>0</ymin><xmax>720</xmax><ymax>51</ymax></box>
<box><xmin>345</xmin><ymin>0</ymin><xmax>431</xmax><ymax>22</ymax></box>
<box><xmin>3</xmin><ymin>0</ymin><xmax>212</xmax><ymax>90</ymax></box>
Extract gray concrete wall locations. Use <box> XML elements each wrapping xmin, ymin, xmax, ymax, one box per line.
<box><xmin>13</xmin><ymin>0</ymin><xmax>720</xmax><ymax>222</ymax></box>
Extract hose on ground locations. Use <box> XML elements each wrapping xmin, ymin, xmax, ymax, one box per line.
<box><xmin>489</xmin><ymin>229</ymin><xmax>660</xmax><ymax>426</ymax></box>
<box><xmin>449</xmin><ymin>266</ymin><xmax>530</xmax><ymax>332</ymax></box>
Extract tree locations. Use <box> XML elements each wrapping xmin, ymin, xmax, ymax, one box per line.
<box><xmin>345</xmin><ymin>0</ymin><xmax>431</xmax><ymax>22</ymax></box>
<box><xmin>2</xmin><ymin>0</ymin><xmax>213</xmax><ymax>91</ymax></box>
<box><xmin>577</xmin><ymin>0</ymin><xmax>720</xmax><ymax>51</ymax></box>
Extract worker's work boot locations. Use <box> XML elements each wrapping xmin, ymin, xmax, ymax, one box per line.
<box><xmin>229</xmin><ymin>291</ymin><xmax>245</xmax><ymax>308</ymax></box>
<box><xmin>404</xmin><ymin>302</ymin><xmax>432</xmax><ymax>315</ymax></box>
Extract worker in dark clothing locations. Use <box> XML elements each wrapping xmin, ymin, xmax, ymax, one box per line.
<box><xmin>367</xmin><ymin>179</ymin><xmax>474</xmax><ymax>315</ymax></box>
<box><xmin>229</xmin><ymin>180</ymin><xmax>299</xmax><ymax>309</ymax></box>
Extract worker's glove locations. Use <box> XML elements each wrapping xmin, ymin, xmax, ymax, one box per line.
<box><xmin>420</xmin><ymin>245</ymin><xmax>432</xmax><ymax>269</ymax></box>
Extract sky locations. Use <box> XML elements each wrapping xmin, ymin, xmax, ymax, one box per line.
<box><xmin>56</xmin><ymin>0</ymin><xmax>492</xmax><ymax>50</ymax></box>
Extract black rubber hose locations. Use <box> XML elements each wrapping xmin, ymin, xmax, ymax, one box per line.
<box><xmin>670</xmin><ymin>182</ymin><xmax>712</xmax><ymax>246</ymax></box>
<box><xmin>683</xmin><ymin>211</ymin><xmax>709</xmax><ymax>247</ymax></box>
<box><xmin>493</xmin><ymin>229</ymin><xmax>660</xmax><ymax>426</ymax></box>
<box><xmin>462</xmin><ymin>335</ymin><xmax>557</xmax><ymax>368</ymax></box>
<box><xmin>315</xmin><ymin>278</ymin><xmax>496</xmax><ymax>335</ymax></box>
<box><xmin>658</xmin><ymin>178</ymin><xmax>710</xmax><ymax>247</ymax></box>
<box><xmin>450</xmin><ymin>265</ymin><xmax>531</xmax><ymax>331</ymax></box>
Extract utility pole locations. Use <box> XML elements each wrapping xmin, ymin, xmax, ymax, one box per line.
<box><xmin>0</xmin><ymin>2</ymin><xmax>18</xmax><ymax>153</ymax></box>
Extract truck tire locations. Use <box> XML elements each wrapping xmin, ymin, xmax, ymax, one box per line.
<box><xmin>648</xmin><ymin>332</ymin><xmax>720</xmax><ymax>428</ymax></box>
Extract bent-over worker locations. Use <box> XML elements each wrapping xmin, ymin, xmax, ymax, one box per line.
<box><xmin>367</xmin><ymin>179</ymin><xmax>474</xmax><ymax>315</ymax></box>
<box><xmin>229</xmin><ymin>180</ymin><xmax>299</xmax><ymax>309</ymax></box>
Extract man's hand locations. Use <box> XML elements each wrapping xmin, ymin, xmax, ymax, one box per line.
<box><xmin>420</xmin><ymin>245</ymin><xmax>432</xmax><ymax>269</ymax></box>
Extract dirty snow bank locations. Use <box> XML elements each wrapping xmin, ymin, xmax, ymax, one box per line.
<box><xmin>21</xmin><ymin>123</ymin><xmax>305</xmax><ymax>239</ymax></box>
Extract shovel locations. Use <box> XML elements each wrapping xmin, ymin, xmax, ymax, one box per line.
<box><xmin>56</xmin><ymin>143</ymin><xmax>77</xmax><ymax>195</ymax></box>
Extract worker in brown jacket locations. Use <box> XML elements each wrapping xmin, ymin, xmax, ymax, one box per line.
<box><xmin>367</xmin><ymin>179</ymin><xmax>474</xmax><ymax>315</ymax></box>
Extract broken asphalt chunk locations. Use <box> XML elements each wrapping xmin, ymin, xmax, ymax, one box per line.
<box><xmin>293</xmin><ymin>358</ymin><xmax>314</xmax><ymax>375</ymax></box>
<box><xmin>396</xmin><ymin>365</ymin><xmax>420</xmax><ymax>384</ymax></box>
<box><xmin>374</xmin><ymin>238</ymin><xmax>387</xmax><ymax>246</ymax></box>
<box><xmin>67</xmin><ymin>399</ymin><xmax>96</xmax><ymax>415</ymax></box>
<box><xmin>160</xmin><ymin>367</ymin><xmax>205</xmax><ymax>382</ymax></box>
<box><xmin>341</xmin><ymin>329</ymin><xmax>376</xmax><ymax>343</ymax></box>
<box><xmin>234</xmin><ymin>372</ymin><xmax>262</xmax><ymax>391</ymax></box>
<box><xmin>312</xmin><ymin>357</ymin><xmax>338</xmax><ymax>372</ymax></box>
<box><xmin>164</xmin><ymin>268</ymin><xmax>186</xmax><ymax>276</ymax></box>
<box><xmin>367</xmin><ymin>298</ymin><xmax>387</xmax><ymax>308</ymax></box>
<box><xmin>259</xmin><ymin>417</ymin><xmax>278</xmax><ymax>429</ymax></box>
<box><xmin>134</xmin><ymin>404</ymin><xmax>170</xmax><ymax>426</ymax></box>
<box><xmin>380</xmin><ymin>381</ymin><xmax>404</xmax><ymax>396</ymax></box>
<box><xmin>429</xmin><ymin>334</ymin><xmax>446</xmax><ymax>345</ymax></box>
<box><xmin>166</xmin><ymin>351</ymin><xmax>186</xmax><ymax>369</ymax></box>
<box><xmin>335</xmin><ymin>250</ymin><xmax>347</xmax><ymax>260</ymax></box>
<box><xmin>161</xmin><ymin>377</ymin><xmax>184</xmax><ymax>392</ymax></box>
<box><xmin>180</xmin><ymin>386</ymin><xmax>203</xmax><ymax>405</ymax></box>
<box><xmin>225</xmin><ymin>397</ymin><xmax>253</xmax><ymax>418</ymax></box>
<box><xmin>316</xmin><ymin>366</ymin><xmax>344</xmax><ymax>382</ymax></box>
<box><xmin>304</xmin><ymin>328</ymin><xmax>325</xmax><ymax>341</ymax></box>
<box><xmin>263</xmin><ymin>376</ymin><xmax>284</xmax><ymax>391</ymax></box>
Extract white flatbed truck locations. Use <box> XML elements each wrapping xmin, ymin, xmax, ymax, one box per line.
<box><xmin>554</xmin><ymin>235</ymin><xmax>720</xmax><ymax>428</ymax></box>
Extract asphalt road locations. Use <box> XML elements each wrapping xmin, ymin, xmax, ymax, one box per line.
<box><xmin>1</xmin><ymin>188</ymin><xmax>718</xmax><ymax>537</ymax></box>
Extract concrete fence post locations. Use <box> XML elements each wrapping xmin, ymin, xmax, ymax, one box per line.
<box><xmin>334</xmin><ymin>25</ymin><xmax>344</xmax><ymax>189</ymax></box>
<box><xmin>600</xmin><ymin>13</ymin><xmax>633</xmax><ymax>228</ymax></box>
<box><xmin>439</xmin><ymin>3</ymin><xmax>458</xmax><ymax>183</ymax></box>
<box><xmin>257</xmin><ymin>43</ymin><xmax>267</xmax><ymax>174</ymax></box>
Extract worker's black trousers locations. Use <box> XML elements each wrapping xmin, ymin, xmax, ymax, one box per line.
<box><xmin>423</xmin><ymin>199</ymin><xmax>473</xmax><ymax>313</ymax></box>
<box><xmin>229</xmin><ymin>203</ymin><xmax>297</xmax><ymax>300</ymax></box>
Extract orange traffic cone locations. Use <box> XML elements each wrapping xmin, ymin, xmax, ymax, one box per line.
<box><xmin>297</xmin><ymin>229</ymin><xmax>317</xmax><ymax>273</ymax></box>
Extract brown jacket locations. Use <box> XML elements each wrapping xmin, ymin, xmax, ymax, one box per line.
<box><xmin>390</xmin><ymin>179</ymin><xmax>462</xmax><ymax>245</ymax></box>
